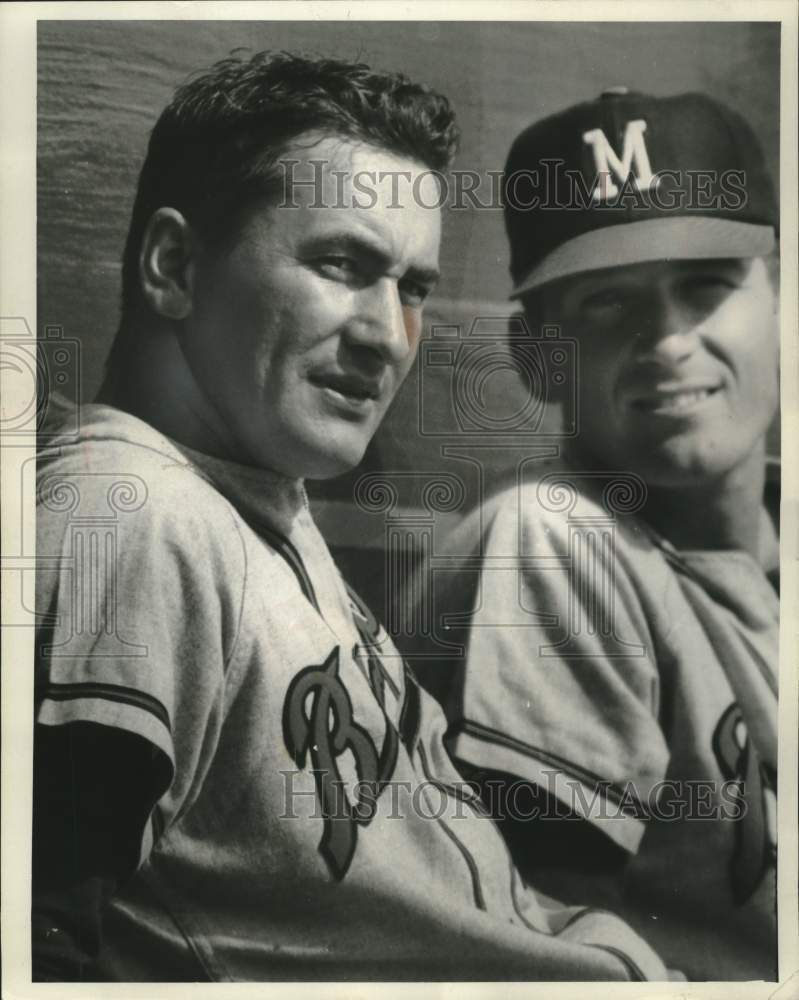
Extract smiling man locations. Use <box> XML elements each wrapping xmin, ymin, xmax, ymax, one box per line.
<box><xmin>438</xmin><ymin>91</ymin><xmax>779</xmax><ymax>980</ymax></box>
<box><xmin>32</xmin><ymin>54</ymin><xmax>671</xmax><ymax>983</ymax></box>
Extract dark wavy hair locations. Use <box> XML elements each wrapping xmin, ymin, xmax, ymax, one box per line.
<box><xmin>106</xmin><ymin>49</ymin><xmax>458</xmax><ymax>372</ymax></box>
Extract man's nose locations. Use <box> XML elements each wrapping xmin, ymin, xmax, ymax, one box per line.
<box><xmin>634</xmin><ymin>291</ymin><xmax>701</xmax><ymax>364</ymax></box>
<box><xmin>345</xmin><ymin>278</ymin><xmax>410</xmax><ymax>364</ymax></box>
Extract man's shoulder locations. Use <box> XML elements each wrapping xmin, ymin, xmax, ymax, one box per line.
<box><xmin>36</xmin><ymin>399</ymin><xmax>243</xmax><ymax>549</ymax></box>
<box><xmin>443</xmin><ymin>461</ymin><xmax>652</xmax><ymax>555</ymax></box>
<box><xmin>39</xmin><ymin>397</ymin><xmax>189</xmax><ymax>470</ymax></box>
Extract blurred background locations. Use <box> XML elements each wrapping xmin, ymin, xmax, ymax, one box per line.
<box><xmin>38</xmin><ymin>19</ymin><xmax>781</xmax><ymax>639</ymax></box>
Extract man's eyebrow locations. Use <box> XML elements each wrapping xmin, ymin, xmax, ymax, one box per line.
<box><xmin>404</xmin><ymin>263</ymin><xmax>441</xmax><ymax>287</ymax></box>
<box><xmin>675</xmin><ymin>258</ymin><xmax>749</xmax><ymax>273</ymax></box>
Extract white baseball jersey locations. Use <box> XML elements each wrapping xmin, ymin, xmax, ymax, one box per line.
<box><xmin>438</xmin><ymin>468</ymin><xmax>777</xmax><ymax>981</ymax></box>
<box><xmin>34</xmin><ymin>403</ymin><xmax>669</xmax><ymax>982</ymax></box>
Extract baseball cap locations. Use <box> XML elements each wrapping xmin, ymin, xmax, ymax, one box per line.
<box><xmin>505</xmin><ymin>89</ymin><xmax>778</xmax><ymax>296</ymax></box>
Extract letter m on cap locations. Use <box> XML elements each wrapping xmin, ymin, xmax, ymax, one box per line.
<box><xmin>582</xmin><ymin>120</ymin><xmax>657</xmax><ymax>201</ymax></box>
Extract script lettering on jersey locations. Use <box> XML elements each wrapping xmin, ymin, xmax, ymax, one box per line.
<box><xmin>347</xmin><ymin>584</ymin><xmax>400</xmax><ymax>709</ymax></box>
<box><xmin>712</xmin><ymin>703</ymin><xmax>777</xmax><ymax>903</ymax></box>
<box><xmin>283</xmin><ymin>645</ymin><xmax>398</xmax><ymax>879</ymax></box>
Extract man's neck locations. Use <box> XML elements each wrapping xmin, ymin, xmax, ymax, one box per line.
<box><xmin>563</xmin><ymin>443</ymin><xmax>768</xmax><ymax>559</ymax></box>
<box><xmin>97</xmin><ymin>326</ymin><xmax>240</xmax><ymax>464</ymax></box>
<box><xmin>640</xmin><ymin>448</ymin><xmax>767</xmax><ymax>559</ymax></box>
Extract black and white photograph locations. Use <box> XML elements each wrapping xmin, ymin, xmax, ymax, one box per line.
<box><xmin>1</xmin><ymin>3</ymin><xmax>797</xmax><ymax>994</ymax></box>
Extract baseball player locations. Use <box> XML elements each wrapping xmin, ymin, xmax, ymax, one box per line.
<box><xmin>432</xmin><ymin>90</ymin><xmax>779</xmax><ymax>980</ymax></box>
<box><xmin>32</xmin><ymin>55</ymin><xmax>671</xmax><ymax>981</ymax></box>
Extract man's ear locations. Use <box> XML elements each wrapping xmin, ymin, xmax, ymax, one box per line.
<box><xmin>139</xmin><ymin>208</ymin><xmax>196</xmax><ymax>320</ymax></box>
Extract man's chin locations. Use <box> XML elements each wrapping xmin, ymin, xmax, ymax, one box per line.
<box><xmin>571</xmin><ymin>439</ymin><xmax>743</xmax><ymax>490</ymax></box>
<box><xmin>629</xmin><ymin>448</ymin><xmax>743</xmax><ymax>490</ymax></box>
<box><xmin>241</xmin><ymin>421</ymin><xmax>372</xmax><ymax>480</ymax></box>
<box><xmin>293</xmin><ymin>439</ymin><xmax>369</xmax><ymax>482</ymax></box>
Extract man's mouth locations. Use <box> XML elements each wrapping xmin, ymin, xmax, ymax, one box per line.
<box><xmin>629</xmin><ymin>382</ymin><xmax>722</xmax><ymax>415</ymax></box>
<box><xmin>309</xmin><ymin>372</ymin><xmax>382</xmax><ymax>405</ymax></box>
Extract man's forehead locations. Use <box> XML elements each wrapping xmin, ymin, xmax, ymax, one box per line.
<box><xmin>279</xmin><ymin>131</ymin><xmax>438</xmax><ymax>203</ymax></box>
<box><xmin>275</xmin><ymin>132</ymin><xmax>442</xmax><ymax>269</ymax></box>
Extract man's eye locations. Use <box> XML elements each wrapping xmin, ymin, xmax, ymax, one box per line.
<box><xmin>399</xmin><ymin>279</ymin><xmax>432</xmax><ymax>308</ymax></box>
<box><xmin>679</xmin><ymin>275</ymin><xmax>740</xmax><ymax>307</ymax></box>
<box><xmin>683</xmin><ymin>274</ymin><xmax>737</xmax><ymax>293</ymax></box>
<box><xmin>316</xmin><ymin>256</ymin><xmax>359</xmax><ymax>280</ymax></box>
<box><xmin>580</xmin><ymin>289</ymin><xmax>628</xmax><ymax>312</ymax></box>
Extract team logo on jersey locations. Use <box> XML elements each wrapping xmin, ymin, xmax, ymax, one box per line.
<box><xmin>582</xmin><ymin>119</ymin><xmax>658</xmax><ymax>201</ymax></box>
<box><xmin>713</xmin><ymin>703</ymin><xmax>777</xmax><ymax>903</ymax></box>
<box><xmin>283</xmin><ymin>645</ymin><xmax>398</xmax><ymax>879</ymax></box>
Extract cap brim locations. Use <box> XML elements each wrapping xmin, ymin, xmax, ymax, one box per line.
<box><xmin>511</xmin><ymin>217</ymin><xmax>776</xmax><ymax>298</ymax></box>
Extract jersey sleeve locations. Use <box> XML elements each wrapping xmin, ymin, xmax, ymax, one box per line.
<box><xmin>447</xmin><ymin>487</ymin><xmax>670</xmax><ymax>853</ymax></box>
<box><xmin>35</xmin><ymin>452</ymin><xmax>246</xmax><ymax>856</ymax></box>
